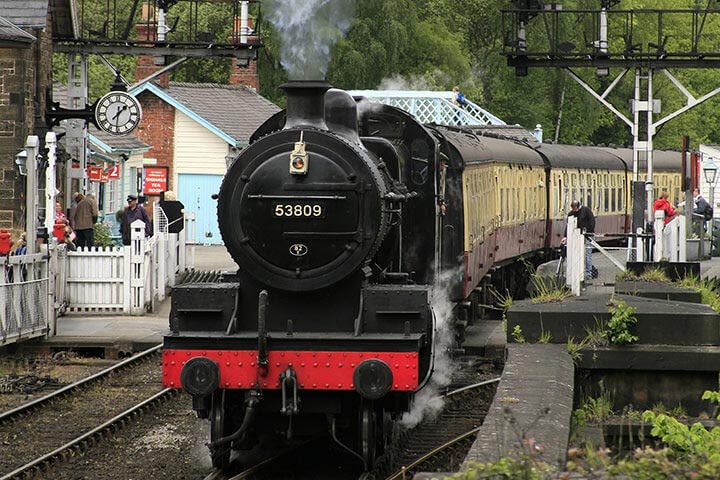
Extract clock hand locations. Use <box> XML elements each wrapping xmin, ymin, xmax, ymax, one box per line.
<box><xmin>112</xmin><ymin>105</ymin><xmax>128</xmax><ymax>121</ymax></box>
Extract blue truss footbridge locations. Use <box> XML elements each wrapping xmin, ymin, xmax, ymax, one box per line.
<box><xmin>348</xmin><ymin>90</ymin><xmax>506</xmax><ymax>126</ymax></box>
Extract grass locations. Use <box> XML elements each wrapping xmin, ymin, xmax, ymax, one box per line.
<box><xmin>567</xmin><ymin>336</ymin><xmax>589</xmax><ymax>362</ymax></box>
<box><xmin>530</xmin><ymin>275</ymin><xmax>572</xmax><ymax>304</ymax></box>
<box><xmin>616</xmin><ymin>267</ymin><xmax>670</xmax><ymax>283</ymax></box>
<box><xmin>580</xmin><ymin>390</ymin><xmax>614</xmax><ymax>423</ymax></box>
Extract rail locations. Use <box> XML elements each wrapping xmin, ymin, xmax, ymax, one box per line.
<box><xmin>0</xmin><ymin>345</ymin><xmax>162</xmax><ymax>424</ymax></box>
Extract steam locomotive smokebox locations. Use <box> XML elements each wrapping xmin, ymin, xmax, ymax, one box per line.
<box><xmin>361</xmin><ymin>285</ymin><xmax>431</xmax><ymax>334</ymax></box>
<box><xmin>170</xmin><ymin>283</ymin><xmax>239</xmax><ymax>332</ymax></box>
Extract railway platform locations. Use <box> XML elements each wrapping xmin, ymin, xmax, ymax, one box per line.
<box><xmin>23</xmin><ymin>245</ymin><xmax>237</xmax><ymax>358</ymax></box>
<box><xmin>463</xmin><ymin>249</ymin><xmax>720</xmax><ymax>359</ymax></box>
<box><xmin>446</xmin><ymin>250</ymin><xmax>720</xmax><ymax>480</ymax></box>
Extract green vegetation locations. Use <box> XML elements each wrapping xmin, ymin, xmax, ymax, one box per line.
<box><xmin>529</xmin><ymin>275</ymin><xmax>572</xmax><ymax>304</ymax></box>
<box><xmin>578</xmin><ymin>390</ymin><xmax>614</xmax><ymax>423</ymax></box>
<box><xmin>616</xmin><ymin>267</ymin><xmax>670</xmax><ymax>283</ymax></box>
<box><xmin>678</xmin><ymin>275</ymin><xmax>720</xmax><ymax>314</ymax></box>
<box><xmin>511</xmin><ymin>325</ymin><xmax>526</xmax><ymax>343</ymax></box>
<box><xmin>53</xmin><ymin>0</ymin><xmax>720</xmax><ymax>147</ymax></box>
<box><xmin>450</xmin><ymin>390</ymin><xmax>720</xmax><ymax>479</ymax></box>
<box><xmin>485</xmin><ymin>287</ymin><xmax>513</xmax><ymax>334</ymax></box>
<box><xmin>566</xmin><ymin>336</ymin><xmax>589</xmax><ymax>363</ymax></box>
<box><xmin>93</xmin><ymin>222</ymin><xmax>115</xmax><ymax>248</ymax></box>
<box><xmin>603</xmin><ymin>299</ymin><xmax>639</xmax><ymax>345</ymax></box>
<box><xmin>537</xmin><ymin>328</ymin><xmax>552</xmax><ymax>344</ymax></box>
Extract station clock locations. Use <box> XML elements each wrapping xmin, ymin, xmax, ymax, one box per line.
<box><xmin>94</xmin><ymin>91</ymin><xmax>142</xmax><ymax>135</ymax></box>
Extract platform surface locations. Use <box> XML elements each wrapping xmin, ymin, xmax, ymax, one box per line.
<box><xmin>44</xmin><ymin>245</ymin><xmax>236</xmax><ymax>350</ymax></box>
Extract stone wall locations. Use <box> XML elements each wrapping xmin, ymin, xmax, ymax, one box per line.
<box><xmin>0</xmin><ymin>15</ymin><xmax>54</xmax><ymax>232</ymax></box>
<box><xmin>0</xmin><ymin>48</ymin><xmax>33</xmax><ymax>231</ymax></box>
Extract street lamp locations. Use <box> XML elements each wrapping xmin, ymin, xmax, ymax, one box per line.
<box><xmin>14</xmin><ymin>150</ymin><xmax>27</xmax><ymax>176</ymax></box>
<box><xmin>704</xmin><ymin>157</ymin><xmax>718</xmax><ymax>256</ymax></box>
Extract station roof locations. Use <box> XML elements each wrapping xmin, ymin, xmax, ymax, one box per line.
<box><xmin>0</xmin><ymin>1</ymin><xmax>48</xmax><ymax>29</ymax></box>
<box><xmin>0</xmin><ymin>15</ymin><xmax>35</xmax><ymax>44</ymax></box>
<box><xmin>130</xmin><ymin>81</ymin><xmax>280</xmax><ymax>146</ymax></box>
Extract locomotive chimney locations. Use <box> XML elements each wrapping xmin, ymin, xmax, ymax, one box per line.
<box><xmin>280</xmin><ymin>80</ymin><xmax>331</xmax><ymax>130</ymax></box>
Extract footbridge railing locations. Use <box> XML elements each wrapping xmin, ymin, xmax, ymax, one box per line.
<box><xmin>347</xmin><ymin>90</ymin><xmax>506</xmax><ymax>126</ymax></box>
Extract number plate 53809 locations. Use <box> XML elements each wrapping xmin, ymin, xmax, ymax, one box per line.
<box><xmin>274</xmin><ymin>204</ymin><xmax>324</xmax><ymax>217</ymax></box>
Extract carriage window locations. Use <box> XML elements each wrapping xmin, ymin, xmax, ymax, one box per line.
<box><xmin>618</xmin><ymin>187</ymin><xmax>624</xmax><ymax>210</ymax></box>
<box><xmin>504</xmin><ymin>185</ymin><xmax>509</xmax><ymax>222</ymax></box>
<box><xmin>604</xmin><ymin>189</ymin><xmax>609</xmax><ymax>211</ymax></box>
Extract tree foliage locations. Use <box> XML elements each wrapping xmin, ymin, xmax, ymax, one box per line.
<box><xmin>51</xmin><ymin>0</ymin><xmax>720</xmax><ymax>147</ymax></box>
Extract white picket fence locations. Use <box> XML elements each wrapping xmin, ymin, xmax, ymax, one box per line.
<box><xmin>0</xmin><ymin>210</ymin><xmax>197</xmax><ymax>348</ymax></box>
<box><xmin>65</xmin><ymin>219</ymin><xmax>186</xmax><ymax>315</ymax></box>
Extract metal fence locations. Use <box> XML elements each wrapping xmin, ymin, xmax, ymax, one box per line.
<box><xmin>0</xmin><ymin>253</ymin><xmax>51</xmax><ymax>346</ymax></box>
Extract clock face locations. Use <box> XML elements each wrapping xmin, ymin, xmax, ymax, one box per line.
<box><xmin>95</xmin><ymin>91</ymin><xmax>142</xmax><ymax>135</ymax></box>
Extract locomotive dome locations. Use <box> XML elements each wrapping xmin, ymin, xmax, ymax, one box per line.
<box><xmin>218</xmin><ymin>81</ymin><xmax>392</xmax><ymax>291</ymax></box>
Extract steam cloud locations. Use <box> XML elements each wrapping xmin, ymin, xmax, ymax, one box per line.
<box><xmin>399</xmin><ymin>267</ymin><xmax>461</xmax><ymax>428</ymax></box>
<box><xmin>265</xmin><ymin>0</ymin><xmax>356</xmax><ymax>80</ymax></box>
<box><xmin>378</xmin><ymin>70</ymin><xmax>452</xmax><ymax>91</ymax></box>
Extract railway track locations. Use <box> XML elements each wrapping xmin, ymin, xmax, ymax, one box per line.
<box><xmin>380</xmin><ymin>377</ymin><xmax>501</xmax><ymax>480</ymax></box>
<box><xmin>201</xmin><ymin>437</ymin><xmax>363</xmax><ymax>480</ymax></box>
<box><xmin>0</xmin><ymin>345</ymin><xmax>172</xmax><ymax>479</ymax></box>
<box><xmin>202</xmin><ymin>358</ymin><xmax>501</xmax><ymax>480</ymax></box>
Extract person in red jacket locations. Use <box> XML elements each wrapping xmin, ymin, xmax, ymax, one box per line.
<box><xmin>653</xmin><ymin>190</ymin><xmax>677</xmax><ymax>224</ymax></box>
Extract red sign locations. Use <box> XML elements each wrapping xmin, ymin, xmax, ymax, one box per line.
<box><xmin>108</xmin><ymin>164</ymin><xmax>120</xmax><ymax>179</ymax></box>
<box><xmin>143</xmin><ymin>166</ymin><xmax>168</xmax><ymax>194</ymax></box>
<box><xmin>86</xmin><ymin>165</ymin><xmax>103</xmax><ymax>181</ymax></box>
<box><xmin>87</xmin><ymin>165</ymin><xmax>118</xmax><ymax>183</ymax></box>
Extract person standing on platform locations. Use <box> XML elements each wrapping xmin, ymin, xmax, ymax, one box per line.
<box><xmin>568</xmin><ymin>200</ymin><xmax>595</xmax><ymax>281</ymax></box>
<box><xmin>159</xmin><ymin>190</ymin><xmax>185</xmax><ymax>235</ymax></box>
<box><xmin>120</xmin><ymin>194</ymin><xmax>152</xmax><ymax>246</ymax></box>
<box><xmin>55</xmin><ymin>201</ymin><xmax>68</xmax><ymax>225</ymax></box>
<box><xmin>72</xmin><ymin>192</ymin><xmax>98</xmax><ymax>248</ymax></box>
<box><xmin>693</xmin><ymin>188</ymin><xmax>711</xmax><ymax>231</ymax></box>
<box><xmin>69</xmin><ymin>192</ymin><xmax>81</xmax><ymax>230</ymax></box>
<box><xmin>653</xmin><ymin>190</ymin><xmax>677</xmax><ymax>225</ymax></box>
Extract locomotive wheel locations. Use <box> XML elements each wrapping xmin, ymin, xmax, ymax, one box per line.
<box><xmin>358</xmin><ymin>400</ymin><xmax>385</xmax><ymax>469</ymax></box>
<box><xmin>210</xmin><ymin>390</ymin><xmax>232</xmax><ymax>470</ymax></box>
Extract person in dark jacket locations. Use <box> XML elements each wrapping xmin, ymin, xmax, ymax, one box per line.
<box><xmin>72</xmin><ymin>192</ymin><xmax>98</xmax><ymax>248</ymax></box>
<box><xmin>159</xmin><ymin>190</ymin><xmax>185</xmax><ymax>235</ymax></box>
<box><xmin>568</xmin><ymin>200</ymin><xmax>595</xmax><ymax>280</ymax></box>
<box><xmin>120</xmin><ymin>194</ymin><xmax>152</xmax><ymax>245</ymax></box>
<box><xmin>693</xmin><ymin>188</ymin><xmax>710</xmax><ymax>231</ymax></box>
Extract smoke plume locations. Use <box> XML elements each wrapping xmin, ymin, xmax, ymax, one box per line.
<box><xmin>265</xmin><ymin>0</ymin><xmax>356</xmax><ymax>80</ymax></box>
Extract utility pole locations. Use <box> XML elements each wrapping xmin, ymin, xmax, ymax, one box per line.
<box><xmin>502</xmin><ymin>2</ymin><xmax>720</xmax><ymax>260</ymax></box>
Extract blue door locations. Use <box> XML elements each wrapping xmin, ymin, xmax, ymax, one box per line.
<box><xmin>178</xmin><ymin>174</ymin><xmax>224</xmax><ymax>245</ymax></box>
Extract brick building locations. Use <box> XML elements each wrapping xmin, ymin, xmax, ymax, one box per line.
<box><xmin>128</xmin><ymin>80</ymin><xmax>279</xmax><ymax>244</ymax></box>
<box><xmin>127</xmin><ymin>12</ymin><xmax>271</xmax><ymax>244</ymax></box>
<box><xmin>0</xmin><ymin>2</ymin><xmax>54</xmax><ymax>233</ymax></box>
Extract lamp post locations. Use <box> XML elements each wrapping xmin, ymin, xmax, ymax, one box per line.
<box><xmin>14</xmin><ymin>150</ymin><xmax>27</xmax><ymax>176</ymax></box>
<box><xmin>704</xmin><ymin>157</ymin><xmax>718</xmax><ymax>257</ymax></box>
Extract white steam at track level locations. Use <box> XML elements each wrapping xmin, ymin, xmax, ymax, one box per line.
<box><xmin>265</xmin><ymin>0</ymin><xmax>356</xmax><ymax>80</ymax></box>
<box><xmin>399</xmin><ymin>268</ymin><xmax>460</xmax><ymax>428</ymax></box>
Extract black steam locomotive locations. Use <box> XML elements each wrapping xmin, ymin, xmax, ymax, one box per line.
<box><xmin>162</xmin><ymin>80</ymin><xmax>683</xmax><ymax>470</ymax></box>
<box><xmin>163</xmin><ymin>81</ymin><xmax>447</xmax><ymax>470</ymax></box>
